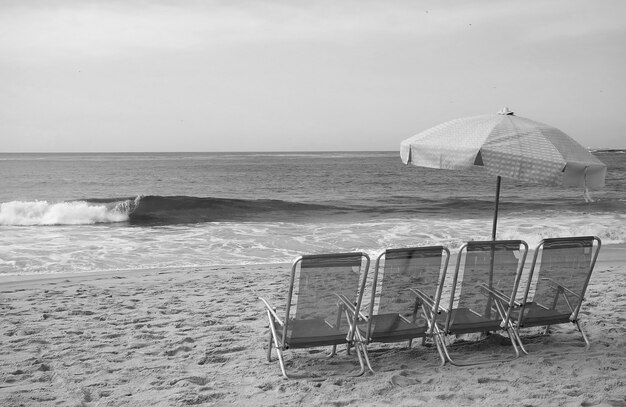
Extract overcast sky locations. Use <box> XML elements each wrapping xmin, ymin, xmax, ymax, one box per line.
<box><xmin>1</xmin><ymin>0</ymin><xmax>624</xmax><ymax>152</ymax></box>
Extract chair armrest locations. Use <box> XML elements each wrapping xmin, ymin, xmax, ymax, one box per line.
<box><xmin>333</xmin><ymin>293</ymin><xmax>367</xmax><ymax>342</ymax></box>
<box><xmin>478</xmin><ymin>283</ymin><xmax>521</xmax><ymax>307</ymax></box>
<box><xmin>393</xmin><ymin>314</ymin><xmax>409</xmax><ymax>324</ymax></box>
<box><xmin>335</xmin><ymin>293</ymin><xmax>355</xmax><ymax>312</ymax></box>
<box><xmin>541</xmin><ymin>278</ymin><xmax>581</xmax><ymax>299</ymax></box>
<box><xmin>530</xmin><ymin>302</ymin><xmax>549</xmax><ymax>310</ymax></box>
<box><xmin>258</xmin><ymin>296</ymin><xmax>285</xmax><ymax>326</ymax></box>
<box><xmin>335</xmin><ymin>293</ymin><xmax>367</xmax><ymax>321</ymax></box>
<box><xmin>409</xmin><ymin>288</ymin><xmax>448</xmax><ymax>313</ymax></box>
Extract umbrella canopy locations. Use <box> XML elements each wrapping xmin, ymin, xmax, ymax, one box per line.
<box><xmin>400</xmin><ymin>108</ymin><xmax>607</xmax><ymax>239</ymax></box>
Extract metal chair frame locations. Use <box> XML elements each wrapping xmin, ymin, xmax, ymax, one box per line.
<box><xmin>431</xmin><ymin>240</ymin><xmax>529</xmax><ymax>366</ymax></box>
<box><xmin>259</xmin><ymin>252</ymin><xmax>372</xmax><ymax>379</ymax></box>
<box><xmin>513</xmin><ymin>236</ymin><xmax>601</xmax><ymax>352</ymax></box>
<box><xmin>363</xmin><ymin>246</ymin><xmax>450</xmax><ymax>366</ymax></box>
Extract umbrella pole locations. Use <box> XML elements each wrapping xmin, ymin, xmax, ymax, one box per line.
<box><xmin>491</xmin><ymin>176</ymin><xmax>501</xmax><ymax>241</ymax></box>
<box><xmin>485</xmin><ymin>175</ymin><xmax>502</xmax><ymax>320</ymax></box>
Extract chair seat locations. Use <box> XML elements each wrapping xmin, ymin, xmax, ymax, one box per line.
<box><xmin>512</xmin><ymin>303</ymin><xmax>572</xmax><ymax>327</ymax></box>
<box><xmin>278</xmin><ymin>319</ymin><xmax>349</xmax><ymax>348</ymax></box>
<box><xmin>366</xmin><ymin>313</ymin><xmax>429</xmax><ymax>342</ymax></box>
<box><xmin>445</xmin><ymin>308</ymin><xmax>503</xmax><ymax>334</ymax></box>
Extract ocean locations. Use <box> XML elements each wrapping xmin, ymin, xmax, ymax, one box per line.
<box><xmin>0</xmin><ymin>151</ymin><xmax>624</xmax><ymax>276</ymax></box>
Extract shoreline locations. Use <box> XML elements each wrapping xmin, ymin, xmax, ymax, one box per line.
<box><xmin>1</xmin><ymin>245</ymin><xmax>625</xmax><ymax>406</ymax></box>
<box><xmin>0</xmin><ymin>262</ymin><xmax>292</xmax><ymax>286</ymax></box>
<box><xmin>1</xmin><ymin>242</ymin><xmax>625</xmax><ymax>286</ymax></box>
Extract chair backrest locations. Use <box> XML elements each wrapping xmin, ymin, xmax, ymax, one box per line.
<box><xmin>520</xmin><ymin>236</ymin><xmax>601</xmax><ymax>322</ymax></box>
<box><xmin>366</xmin><ymin>246</ymin><xmax>449</xmax><ymax>337</ymax></box>
<box><xmin>284</xmin><ymin>252</ymin><xmax>369</xmax><ymax>341</ymax></box>
<box><xmin>445</xmin><ymin>240</ymin><xmax>528</xmax><ymax>329</ymax></box>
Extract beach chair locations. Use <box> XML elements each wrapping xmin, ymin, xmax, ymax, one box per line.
<box><xmin>361</xmin><ymin>246</ymin><xmax>450</xmax><ymax>365</ymax></box>
<box><xmin>512</xmin><ymin>236</ymin><xmax>601</xmax><ymax>351</ymax></box>
<box><xmin>432</xmin><ymin>240</ymin><xmax>528</xmax><ymax>366</ymax></box>
<box><xmin>259</xmin><ymin>252</ymin><xmax>372</xmax><ymax>379</ymax></box>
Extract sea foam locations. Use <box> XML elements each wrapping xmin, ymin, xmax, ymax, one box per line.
<box><xmin>0</xmin><ymin>200</ymin><xmax>130</xmax><ymax>226</ymax></box>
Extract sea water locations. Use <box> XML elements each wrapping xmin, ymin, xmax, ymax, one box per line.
<box><xmin>0</xmin><ymin>151</ymin><xmax>624</xmax><ymax>275</ymax></box>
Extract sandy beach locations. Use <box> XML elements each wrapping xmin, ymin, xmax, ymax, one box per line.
<box><xmin>2</xmin><ymin>245</ymin><xmax>626</xmax><ymax>407</ymax></box>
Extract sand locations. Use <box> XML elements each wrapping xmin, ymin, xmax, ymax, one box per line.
<box><xmin>1</xmin><ymin>246</ymin><xmax>626</xmax><ymax>407</ymax></box>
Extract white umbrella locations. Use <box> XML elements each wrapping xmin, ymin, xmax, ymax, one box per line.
<box><xmin>400</xmin><ymin>108</ymin><xmax>607</xmax><ymax>239</ymax></box>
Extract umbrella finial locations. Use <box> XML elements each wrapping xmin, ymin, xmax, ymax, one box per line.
<box><xmin>498</xmin><ymin>107</ymin><xmax>514</xmax><ymax>115</ymax></box>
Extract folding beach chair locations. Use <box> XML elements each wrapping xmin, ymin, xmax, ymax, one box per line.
<box><xmin>512</xmin><ymin>236</ymin><xmax>601</xmax><ymax>351</ymax></box>
<box><xmin>259</xmin><ymin>252</ymin><xmax>371</xmax><ymax>379</ymax></box>
<box><xmin>432</xmin><ymin>240</ymin><xmax>528</xmax><ymax>366</ymax></box>
<box><xmin>362</xmin><ymin>246</ymin><xmax>450</xmax><ymax>365</ymax></box>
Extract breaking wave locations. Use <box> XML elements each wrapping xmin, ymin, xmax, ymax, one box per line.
<box><xmin>0</xmin><ymin>199</ymin><xmax>133</xmax><ymax>226</ymax></box>
<box><xmin>0</xmin><ymin>195</ymin><xmax>341</xmax><ymax>226</ymax></box>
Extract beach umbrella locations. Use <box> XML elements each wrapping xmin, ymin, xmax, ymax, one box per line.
<box><xmin>400</xmin><ymin>107</ymin><xmax>607</xmax><ymax>240</ymax></box>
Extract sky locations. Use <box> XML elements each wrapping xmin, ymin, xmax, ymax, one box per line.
<box><xmin>1</xmin><ymin>0</ymin><xmax>625</xmax><ymax>152</ymax></box>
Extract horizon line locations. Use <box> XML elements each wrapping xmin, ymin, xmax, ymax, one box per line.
<box><xmin>1</xmin><ymin>148</ymin><xmax>624</xmax><ymax>154</ymax></box>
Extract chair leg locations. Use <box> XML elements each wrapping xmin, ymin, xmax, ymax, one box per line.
<box><xmin>436</xmin><ymin>328</ymin><xmax>521</xmax><ymax>367</ymax></box>
<box><xmin>352</xmin><ymin>328</ymin><xmax>374</xmax><ymax>375</ymax></box>
<box><xmin>351</xmin><ymin>342</ymin><xmax>375</xmax><ymax>376</ymax></box>
<box><xmin>352</xmin><ymin>343</ymin><xmax>366</xmax><ymax>376</ymax></box>
<box><xmin>437</xmin><ymin>333</ymin><xmax>457</xmax><ymax>365</ymax></box>
<box><xmin>575</xmin><ymin>321</ymin><xmax>591</xmax><ymax>350</ymax></box>
<box><xmin>430</xmin><ymin>325</ymin><xmax>450</xmax><ymax>366</ymax></box>
<box><xmin>514</xmin><ymin>321</ymin><xmax>591</xmax><ymax>354</ymax></box>
<box><xmin>267</xmin><ymin>331</ymin><xmax>274</xmax><ymax>362</ymax></box>
<box><xmin>275</xmin><ymin>348</ymin><xmax>288</xmax><ymax>379</ymax></box>
<box><xmin>432</xmin><ymin>332</ymin><xmax>448</xmax><ymax>366</ymax></box>
<box><xmin>361</xmin><ymin>343</ymin><xmax>374</xmax><ymax>374</ymax></box>
<box><xmin>331</xmin><ymin>303</ymin><xmax>344</xmax><ymax>358</ymax></box>
<box><xmin>265</xmin><ymin>310</ymin><xmax>289</xmax><ymax>379</ymax></box>
<box><xmin>509</xmin><ymin>326</ymin><xmax>529</xmax><ymax>355</ymax></box>
<box><xmin>505</xmin><ymin>327</ymin><xmax>521</xmax><ymax>358</ymax></box>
